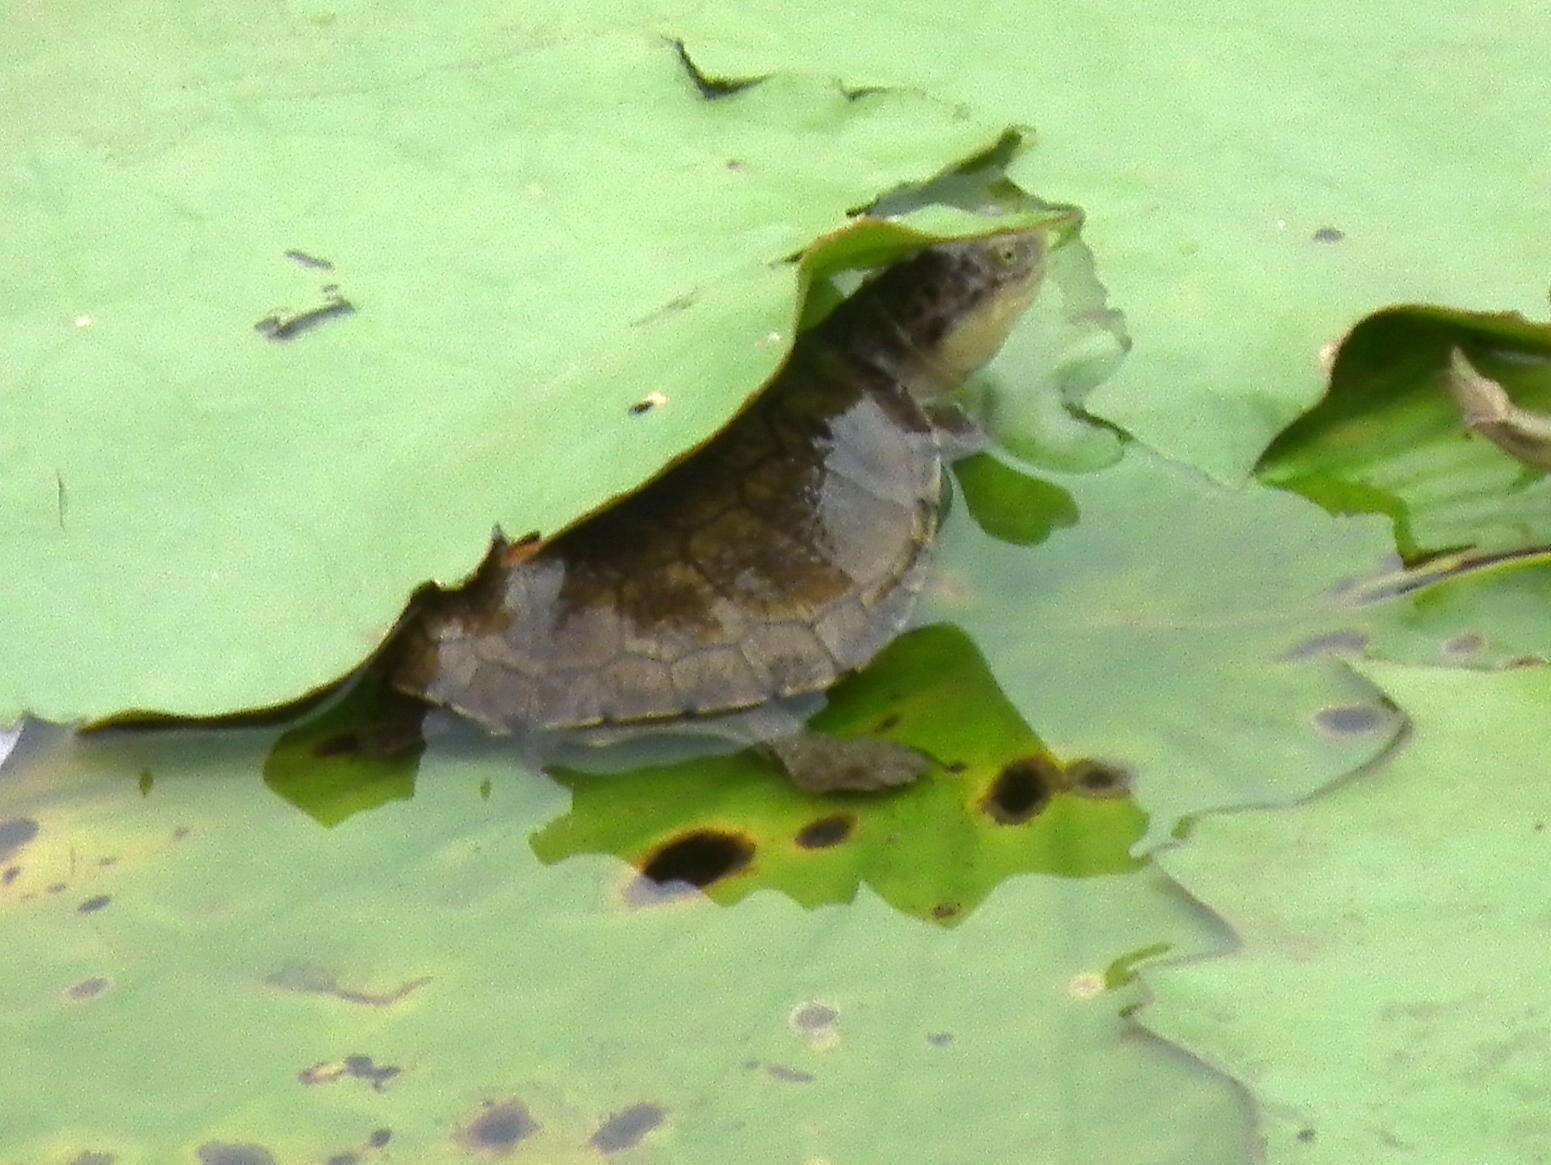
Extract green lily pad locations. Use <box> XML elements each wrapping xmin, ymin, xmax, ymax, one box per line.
<box><xmin>3</xmin><ymin>22</ymin><xmax>1065</xmax><ymax>726</ymax></box>
<box><xmin>1260</xmin><ymin>306</ymin><xmax>1551</xmax><ymax>557</ymax></box>
<box><xmin>1140</xmin><ymin>660</ymin><xmax>1551</xmax><ymax>1161</ymax></box>
<box><xmin>0</xmin><ymin>712</ymin><xmax>1247</xmax><ymax>1160</ymax></box>
<box><xmin>667</xmin><ymin>4</ymin><xmax>1551</xmax><ymax>481</ymax></box>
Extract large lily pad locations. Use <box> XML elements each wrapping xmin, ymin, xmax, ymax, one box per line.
<box><xmin>0</xmin><ymin>713</ymin><xmax>1248</xmax><ymax>1161</ymax></box>
<box><xmin>1140</xmin><ymin>660</ymin><xmax>1551</xmax><ymax>1161</ymax></box>
<box><xmin>668</xmin><ymin>2</ymin><xmax>1551</xmax><ymax>481</ymax></box>
<box><xmin>2</xmin><ymin>18</ymin><xmax>1059</xmax><ymax>725</ymax></box>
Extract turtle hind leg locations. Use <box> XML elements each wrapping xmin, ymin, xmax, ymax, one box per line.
<box><xmin>765</xmin><ymin>733</ymin><xmax>934</xmax><ymax>793</ymax></box>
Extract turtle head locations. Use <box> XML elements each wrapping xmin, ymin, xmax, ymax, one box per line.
<box><xmin>919</xmin><ymin>229</ymin><xmax>1045</xmax><ymax>390</ymax></box>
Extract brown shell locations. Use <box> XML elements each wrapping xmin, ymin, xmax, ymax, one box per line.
<box><xmin>386</xmin><ymin>349</ymin><xmax>940</xmax><ymax>732</ymax></box>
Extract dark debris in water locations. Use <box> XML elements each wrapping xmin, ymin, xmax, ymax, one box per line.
<box><xmin>1068</xmin><ymin>759</ymin><xmax>1133</xmax><ymax>799</ymax></box>
<box><xmin>588</xmin><ymin>1103</ymin><xmax>666</xmax><ymax>1154</ymax></box>
<box><xmin>458</xmin><ymin>1098</ymin><xmax>538</xmax><ymax>1156</ymax></box>
<box><xmin>77</xmin><ymin>894</ymin><xmax>111</xmax><ymax>914</ymax></box>
<box><xmin>299</xmin><ymin>1053</ymin><xmax>402</xmax><ymax>1091</ymax></box>
<box><xmin>196</xmin><ymin>1144</ymin><xmax>275</xmax><ymax>1165</ymax></box>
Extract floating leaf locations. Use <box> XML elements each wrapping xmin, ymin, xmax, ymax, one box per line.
<box><xmin>2</xmin><ymin>25</ymin><xmax>1061</xmax><ymax>725</ymax></box>
<box><xmin>668</xmin><ymin>4</ymin><xmax>1551</xmax><ymax>480</ymax></box>
<box><xmin>1142</xmin><ymin>661</ymin><xmax>1551</xmax><ymax>1161</ymax></box>
<box><xmin>0</xmin><ymin>712</ymin><xmax>1245</xmax><ymax>1160</ymax></box>
<box><xmin>1260</xmin><ymin>306</ymin><xmax>1551</xmax><ymax>557</ymax></box>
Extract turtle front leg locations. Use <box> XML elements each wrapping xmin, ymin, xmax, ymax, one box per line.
<box><xmin>765</xmin><ymin>733</ymin><xmax>934</xmax><ymax>793</ymax></box>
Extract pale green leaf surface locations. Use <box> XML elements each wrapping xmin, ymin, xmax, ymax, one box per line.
<box><xmin>0</xmin><ymin>720</ymin><xmax>1247</xmax><ymax>1161</ymax></box>
<box><xmin>1140</xmin><ymin>661</ymin><xmax>1551</xmax><ymax>1161</ymax></box>
<box><xmin>668</xmin><ymin>1</ymin><xmax>1551</xmax><ymax>480</ymax></box>
<box><xmin>2</xmin><ymin>17</ymin><xmax>1043</xmax><ymax>724</ymax></box>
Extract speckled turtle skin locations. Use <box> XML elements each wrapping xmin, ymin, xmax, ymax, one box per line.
<box><xmin>387</xmin><ymin>231</ymin><xmax>1043</xmax><ymax>737</ymax></box>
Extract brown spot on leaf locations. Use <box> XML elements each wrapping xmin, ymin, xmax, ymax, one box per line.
<box><xmin>196</xmin><ymin>1145</ymin><xmax>275</xmax><ymax>1165</ymax></box>
<box><xmin>589</xmin><ymin>1103</ymin><xmax>665</xmax><ymax>1154</ymax></box>
<box><xmin>458</xmin><ymin>1098</ymin><xmax>538</xmax><ymax>1156</ymax></box>
<box><xmin>795</xmin><ymin>813</ymin><xmax>854</xmax><ymax>849</ymax></box>
<box><xmin>1443</xmin><ymin>632</ymin><xmax>1484</xmax><ymax>659</ymax></box>
<box><xmin>1067</xmin><ymin>759</ymin><xmax>1132</xmax><ymax>799</ymax></box>
<box><xmin>637</xmin><ymin>829</ymin><xmax>753</xmax><ymax>891</ymax></box>
<box><xmin>790</xmin><ymin>1003</ymin><xmax>838</xmax><ymax>1032</ymax></box>
<box><xmin>981</xmin><ymin>757</ymin><xmax>1060</xmax><ymax>824</ymax></box>
<box><xmin>0</xmin><ymin>818</ymin><xmax>38</xmax><ymax>861</ymax></box>
<box><xmin>65</xmin><ymin>976</ymin><xmax>110</xmax><ymax>1002</ymax></box>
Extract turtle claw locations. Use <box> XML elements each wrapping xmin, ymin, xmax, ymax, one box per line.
<box><xmin>766</xmin><ymin>734</ymin><xmax>934</xmax><ymax>793</ymax></box>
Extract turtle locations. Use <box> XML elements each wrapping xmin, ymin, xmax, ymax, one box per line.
<box><xmin>383</xmin><ymin>228</ymin><xmax>1045</xmax><ymax>791</ymax></box>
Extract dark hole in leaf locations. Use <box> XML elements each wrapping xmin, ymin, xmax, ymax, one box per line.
<box><xmin>981</xmin><ymin>758</ymin><xmax>1059</xmax><ymax>824</ymax></box>
<box><xmin>639</xmin><ymin>830</ymin><xmax>753</xmax><ymax>890</ymax></box>
<box><xmin>589</xmin><ymin>1103</ymin><xmax>666</xmax><ymax>1154</ymax></box>
<box><xmin>1068</xmin><ymin>759</ymin><xmax>1132</xmax><ymax>798</ymax></box>
<box><xmin>795</xmin><ymin>814</ymin><xmax>854</xmax><ymax>849</ymax></box>
<box><xmin>459</xmin><ymin>1099</ymin><xmax>538</xmax><ymax>1155</ymax></box>
<box><xmin>1311</xmin><ymin>227</ymin><xmax>1344</xmax><ymax>243</ymax></box>
<box><xmin>78</xmin><ymin>895</ymin><xmax>111</xmax><ymax>914</ymax></box>
<box><xmin>0</xmin><ymin>817</ymin><xmax>39</xmax><ymax>861</ymax></box>
<box><xmin>1315</xmin><ymin>705</ymin><xmax>1385</xmax><ymax>736</ymax></box>
<box><xmin>66</xmin><ymin>977</ymin><xmax>110</xmax><ymax>1002</ymax></box>
<box><xmin>791</xmin><ymin>1003</ymin><xmax>838</xmax><ymax>1031</ymax></box>
<box><xmin>197</xmin><ymin>1145</ymin><xmax>276</xmax><ymax>1165</ymax></box>
<box><xmin>927</xmin><ymin>1032</ymin><xmax>954</xmax><ymax>1047</ymax></box>
<box><xmin>368</xmin><ymin>1129</ymin><xmax>392</xmax><ymax>1148</ymax></box>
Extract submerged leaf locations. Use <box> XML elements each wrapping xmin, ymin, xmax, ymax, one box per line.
<box><xmin>533</xmin><ymin>625</ymin><xmax>1146</xmax><ymax>924</ymax></box>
